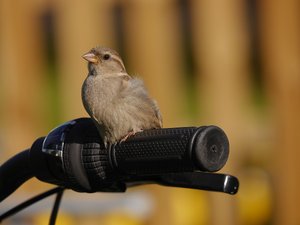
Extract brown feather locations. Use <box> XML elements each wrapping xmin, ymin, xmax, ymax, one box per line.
<box><xmin>82</xmin><ymin>47</ymin><xmax>162</xmax><ymax>146</ymax></box>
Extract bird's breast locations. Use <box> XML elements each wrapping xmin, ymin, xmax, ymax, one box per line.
<box><xmin>82</xmin><ymin>76</ymin><xmax>122</xmax><ymax>115</ymax></box>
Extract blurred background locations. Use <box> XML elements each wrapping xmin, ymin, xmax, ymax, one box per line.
<box><xmin>0</xmin><ymin>0</ymin><xmax>299</xmax><ymax>224</ymax></box>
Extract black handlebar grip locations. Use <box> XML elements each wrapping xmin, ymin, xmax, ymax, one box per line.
<box><xmin>109</xmin><ymin>126</ymin><xmax>229</xmax><ymax>175</ymax></box>
<box><xmin>33</xmin><ymin>118</ymin><xmax>229</xmax><ymax>192</ymax></box>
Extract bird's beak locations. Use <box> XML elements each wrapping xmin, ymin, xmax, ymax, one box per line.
<box><xmin>82</xmin><ymin>52</ymin><xmax>98</xmax><ymax>63</ymax></box>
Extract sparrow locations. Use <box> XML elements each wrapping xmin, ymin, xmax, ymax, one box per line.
<box><xmin>81</xmin><ymin>46</ymin><xmax>163</xmax><ymax>146</ymax></box>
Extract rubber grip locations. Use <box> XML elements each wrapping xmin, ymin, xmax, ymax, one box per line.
<box><xmin>109</xmin><ymin>126</ymin><xmax>229</xmax><ymax>175</ymax></box>
<box><xmin>37</xmin><ymin>118</ymin><xmax>229</xmax><ymax>192</ymax></box>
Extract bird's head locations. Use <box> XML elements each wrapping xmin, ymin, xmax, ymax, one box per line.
<box><xmin>82</xmin><ymin>47</ymin><xmax>126</xmax><ymax>76</ymax></box>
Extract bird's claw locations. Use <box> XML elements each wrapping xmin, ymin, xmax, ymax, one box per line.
<box><xmin>120</xmin><ymin>129</ymin><xmax>143</xmax><ymax>143</ymax></box>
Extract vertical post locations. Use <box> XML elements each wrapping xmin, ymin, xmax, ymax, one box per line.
<box><xmin>190</xmin><ymin>0</ymin><xmax>251</xmax><ymax>224</ymax></box>
<box><xmin>54</xmin><ymin>0</ymin><xmax>117</xmax><ymax>120</ymax></box>
<box><xmin>258</xmin><ymin>1</ymin><xmax>300</xmax><ymax>224</ymax></box>
<box><xmin>0</xmin><ymin>1</ymin><xmax>46</xmax><ymax>153</ymax></box>
<box><xmin>122</xmin><ymin>0</ymin><xmax>186</xmax><ymax>224</ymax></box>
<box><xmin>122</xmin><ymin>0</ymin><xmax>186</xmax><ymax>127</ymax></box>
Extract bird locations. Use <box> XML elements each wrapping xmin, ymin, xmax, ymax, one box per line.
<box><xmin>81</xmin><ymin>46</ymin><xmax>162</xmax><ymax>146</ymax></box>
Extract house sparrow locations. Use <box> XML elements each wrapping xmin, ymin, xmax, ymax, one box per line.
<box><xmin>81</xmin><ymin>47</ymin><xmax>162</xmax><ymax>146</ymax></box>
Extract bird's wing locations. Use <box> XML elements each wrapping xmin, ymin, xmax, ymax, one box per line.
<box><xmin>125</xmin><ymin>77</ymin><xmax>163</xmax><ymax>129</ymax></box>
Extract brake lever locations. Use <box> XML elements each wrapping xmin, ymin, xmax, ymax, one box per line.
<box><xmin>124</xmin><ymin>172</ymin><xmax>239</xmax><ymax>195</ymax></box>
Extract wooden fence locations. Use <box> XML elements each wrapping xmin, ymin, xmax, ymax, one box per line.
<box><xmin>0</xmin><ymin>0</ymin><xmax>299</xmax><ymax>225</ymax></box>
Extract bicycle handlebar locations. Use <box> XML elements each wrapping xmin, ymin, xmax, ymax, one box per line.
<box><xmin>0</xmin><ymin>150</ymin><xmax>33</xmax><ymax>202</ymax></box>
<box><xmin>0</xmin><ymin>118</ymin><xmax>238</xmax><ymax>202</ymax></box>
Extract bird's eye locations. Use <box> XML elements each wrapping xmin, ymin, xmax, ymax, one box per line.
<box><xmin>103</xmin><ymin>54</ymin><xmax>110</xmax><ymax>60</ymax></box>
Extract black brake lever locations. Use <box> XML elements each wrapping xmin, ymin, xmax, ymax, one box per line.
<box><xmin>123</xmin><ymin>172</ymin><xmax>239</xmax><ymax>195</ymax></box>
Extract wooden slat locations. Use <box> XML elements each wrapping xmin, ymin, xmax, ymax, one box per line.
<box><xmin>0</xmin><ymin>0</ymin><xmax>46</xmax><ymax>155</ymax></box>
<box><xmin>0</xmin><ymin>0</ymin><xmax>60</xmax><ymax>196</ymax></box>
<box><xmin>122</xmin><ymin>0</ymin><xmax>187</xmax><ymax>127</ymax></box>
<box><xmin>258</xmin><ymin>1</ymin><xmax>300</xmax><ymax>224</ymax></box>
<box><xmin>190</xmin><ymin>0</ymin><xmax>251</xmax><ymax>224</ymax></box>
<box><xmin>53</xmin><ymin>0</ymin><xmax>117</xmax><ymax>120</ymax></box>
<box><xmin>121</xmin><ymin>1</ymin><xmax>188</xmax><ymax>225</ymax></box>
